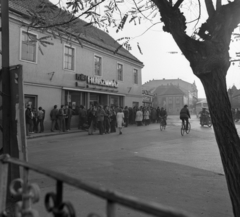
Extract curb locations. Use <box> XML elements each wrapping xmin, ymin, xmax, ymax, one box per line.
<box><xmin>27</xmin><ymin>129</ymin><xmax>85</xmax><ymax>140</ymax></box>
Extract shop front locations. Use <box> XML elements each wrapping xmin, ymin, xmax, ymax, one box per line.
<box><xmin>63</xmin><ymin>88</ymin><xmax>125</xmax><ymax>113</ymax></box>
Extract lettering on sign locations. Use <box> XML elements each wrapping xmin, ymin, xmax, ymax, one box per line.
<box><xmin>76</xmin><ymin>73</ymin><xmax>118</xmax><ymax>88</ymax></box>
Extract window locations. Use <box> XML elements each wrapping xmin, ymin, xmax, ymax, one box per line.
<box><xmin>64</xmin><ymin>45</ymin><xmax>75</xmax><ymax>70</ymax></box>
<box><xmin>132</xmin><ymin>102</ymin><xmax>139</xmax><ymax>107</ymax></box>
<box><xmin>133</xmin><ymin>69</ymin><xmax>138</xmax><ymax>84</ymax></box>
<box><xmin>65</xmin><ymin>91</ymin><xmax>87</xmax><ymax>115</ymax></box>
<box><xmin>110</xmin><ymin>96</ymin><xmax>119</xmax><ymax>106</ymax></box>
<box><xmin>95</xmin><ymin>56</ymin><xmax>102</xmax><ymax>76</ymax></box>
<box><xmin>117</xmin><ymin>63</ymin><xmax>123</xmax><ymax>81</ymax></box>
<box><xmin>21</xmin><ymin>31</ymin><xmax>37</xmax><ymax>63</ymax></box>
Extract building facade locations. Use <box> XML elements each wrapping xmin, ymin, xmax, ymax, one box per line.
<box><xmin>151</xmin><ymin>85</ymin><xmax>187</xmax><ymax>115</ymax></box>
<box><xmin>142</xmin><ymin>79</ymin><xmax>198</xmax><ymax>115</ymax></box>
<box><xmin>1</xmin><ymin>0</ymin><xmax>144</xmax><ymax>130</ymax></box>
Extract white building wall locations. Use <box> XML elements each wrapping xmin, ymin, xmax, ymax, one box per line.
<box><xmin>0</xmin><ymin>15</ymin><xmax>144</xmax><ymax>130</ymax></box>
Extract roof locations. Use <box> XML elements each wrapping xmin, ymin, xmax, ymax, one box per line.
<box><xmin>142</xmin><ymin>78</ymin><xmax>197</xmax><ymax>94</ymax></box>
<box><xmin>8</xmin><ymin>0</ymin><xmax>143</xmax><ymax>65</ymax></box>
<box><xmin>154</xmin><ymin>85</ymin><xmax>185</xmax><ymax>96</ymax></box>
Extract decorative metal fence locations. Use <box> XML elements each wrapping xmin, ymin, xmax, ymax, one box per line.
<box><xmin>0</xmin><ymin>154</ymin><xmax>193</xmax><ymax>217</ymax></box>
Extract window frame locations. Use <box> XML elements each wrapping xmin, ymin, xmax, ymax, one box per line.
<box><xmin>117</xmin><ymin>62</ymin><xmax>124</xmax><ymax>81</ymax></box>
<box><xmin>20</xmin><ymin>29</ymin><xmax>38</xmax><ymax>64</ymax></box>
<box><xmin>63</xmin><ymin>44</ymin><xmax>76</xmax><ymax>71</ymax></box>
<box><xmin>133</xmin><ymin>68</ymin><xmax>138</xmax><ymax>84</ymax></box>
<box><xmin>94</xmin><ymin>54</ymin><xmax>103</xmax><ymax>76</ymax></box>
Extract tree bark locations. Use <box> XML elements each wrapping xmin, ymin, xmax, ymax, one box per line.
<box><xmin>200</xmin><ymin>68</ymin><xmax>240</xmax><ymax>216</ymax></box>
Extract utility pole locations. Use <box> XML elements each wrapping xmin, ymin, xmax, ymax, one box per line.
<box><xmin>1</xmin><ymin>0</ymin><xmax>20</xmax><ymax>201</ymax></box>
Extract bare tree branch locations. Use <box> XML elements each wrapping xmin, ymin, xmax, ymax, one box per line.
<box><xmin>216</xmin><ymin>0</ymin><xmax>222</xmax><ymax>10</ymax></box>
<box><xmin>173</xmin><ymin>0</ymin><xmax>184</xmax><ymax>9</ymax></box>
<box><xmin>205</xmin><ymin>0</ymin><xmax>215</xmax><ymax>17</ymax></box>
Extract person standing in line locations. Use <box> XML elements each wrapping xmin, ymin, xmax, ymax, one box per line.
<box><xmin>117</xmin><ymin>108</ymin><xmax>125</xmax><ymax>135</ymax></box>
<box><xmin>67</xmin><ymin>105</ymin><xmax>74</xmax><ymax>131</ymax></box>
<box><xmin>128</xmin><ymin>107</ymin><xmax>133</xmax><ymax>125</ymax></box>
<box><xmin>58</xmin><ymin>105</ymin><xmax>66</xmax><ymax>132</ymax></box>
<box><xmin>88</xmin><ymin>105</ymin><xmax>97</xmax><ymax>135</ymax></box>
<box><xmin>32</xmin><ymin>108</ymin><xmax>38</xmax><ymax>133</ymax></box>
<box><xmin>64</xmin><ymin>105</ymin><xmax>69</xmax><ymax>131</ymax></box>
<box><xmin>104</xmin><ymin>106</ymin><xmax>110</xmax><ymax>133</ymax></box>
<box><xmin>96</xmin><ymin>105</ymin><xmax>105</xmax><ymax>135</ymax></box>
<box><xmin>25</xmin><ymin>104</ymin><xmax>32</xmax><ymax>136</ymax></box>
<box><xmin>50</xmin><ymin>105</ymin><xmax>58</xmax><ymax>132</ymax></box>
<box><xmin>110</xmin><ymin>106</ymin><xmax>116</xmax><ymax>133</ymax></box>
<box><xmin>144</xmin><ymin>108</ymin><xmax>150</xmax><ymax>125</ymax></box>
<box><xmin>37</xmin><ymin>107</ymin><xmax>45</xmax><ymax>133</ymax></box>
<box><xmin>135</xmin><ymin>108</ymin><xmax>143</xmax><ymax>126</ymax></box>
<box><xmin>124</xmin><ymin>106</ymin><xmax>129</xmax><ymax>127</ymax></box>
<box><xmin>78</xmin><ymin>105</ymin><xmax>87</xmax><ymax>130</ymax></box>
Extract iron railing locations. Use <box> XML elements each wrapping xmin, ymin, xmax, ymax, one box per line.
<box><xmin>0</xmin><ymin>154</ymin><xmax>194</xmax><ymax>217</ymax></box>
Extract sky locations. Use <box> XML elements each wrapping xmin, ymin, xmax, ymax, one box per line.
<box><xmin>50</xmin><ymin>0</ymin><xmax>240</xmax><ymax>98</ymax></box>
<box><xmin>108</xmin><ymin>23</ymin><xmax>240</xmax><ymax>98</ymax></box>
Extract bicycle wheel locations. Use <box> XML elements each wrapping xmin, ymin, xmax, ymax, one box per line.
<box><xmin>181</xmin><ymin>125</ymin><xmax>185</xmax><ymax>136</ymax></box>
<box><xmin>186</xmin><ymin>122</ymin><xmax>191</xmax><ymax>134</ymax></box>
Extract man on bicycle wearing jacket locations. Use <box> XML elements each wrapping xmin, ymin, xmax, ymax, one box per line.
<box><xmin>159</xmin><ymin>107</ymin><xmax>167</xmax><ymax>125</ymax></box>
<box><xmin>180</xmin><ymin>105</ymin><xmax>191</xmax><ymax>130</ymax></box>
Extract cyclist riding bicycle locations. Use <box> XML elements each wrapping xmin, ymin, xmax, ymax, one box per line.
<box><xmin>180</xmin><ymin>105</ymin><xmax>191</xmax><ymax>130</ymax></box>
<box><xmin>159</xmin><ymin>107</ymin><xmax>167</xmax><ymax>126</ymax></box>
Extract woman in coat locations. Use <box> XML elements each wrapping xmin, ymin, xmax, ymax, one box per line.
<box><xmin>135</xmin><ymin>109</ymin><xmax>143</xmax><ymax>126</ymax></box>
<box><xmin>116</xmin><ymin>108</ymin><xmax>124</xmax><ymax>135</ymax></box>
<box><xmin>143</xmin><ymin>108</ymin><xmax>150</xmax><ymax>126</ymax></box>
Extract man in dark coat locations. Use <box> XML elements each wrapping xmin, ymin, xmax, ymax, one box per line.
<box><xmin>50</xmin><ymin>105</ymin><xmax>58</xmax><ymax>132</ymax></box>
<box><xmin>25</xmin><ymin>104</ymin><xmax>32</xmax><ymax>136</ymax></box>
<box><xmin>124</xmin><ymin>106</ymin><xmax>129</xmax><ymax>127</ymax></box>
<box><xmin>180</xmin><ymin>105</ymin><xmax>191</xmax><ymax>130</ymax></box>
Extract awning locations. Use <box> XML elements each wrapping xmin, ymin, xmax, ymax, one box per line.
<box><xmin>63</xmin><ymin>87</ymin><xmax>126</xmax><ymax>96</ymax></box>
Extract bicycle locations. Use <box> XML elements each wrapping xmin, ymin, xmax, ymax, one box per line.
<box><xmin>181</xmin><ymin>121</ymin><xmax>191</xmax><ymax>136</ymax></box>
<box><xmin>160</xmin><ymin>117</ymin><xmax>166</xmax><ymax>131</ymax></box>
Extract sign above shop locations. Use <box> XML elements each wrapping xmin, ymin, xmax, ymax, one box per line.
<box><xmin>76</xmin><ymin>73</ymin><xmax>118</xmax><ymax>88</ymax></box>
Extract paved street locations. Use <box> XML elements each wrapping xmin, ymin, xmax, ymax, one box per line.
<box><xmin>28</xmin><ymin>116</ymin><xmax>235</xmax><ymax>217</ymax></box>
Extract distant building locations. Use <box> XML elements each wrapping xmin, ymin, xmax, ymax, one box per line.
<box><xmin>228</xmin><ymin>85</ymin><xmax>240</xmax><ymax>108</ymax></box>
<box><xmin>142</xmin><ymin>78</ymin><xmax>198</xmax><ymax>115</ymax></box>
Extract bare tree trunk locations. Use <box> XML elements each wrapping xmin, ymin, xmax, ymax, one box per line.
<box><xmin>200</xmin><ymin>69</ymin><xmax>240</xmax><ymax>216</ymax></box>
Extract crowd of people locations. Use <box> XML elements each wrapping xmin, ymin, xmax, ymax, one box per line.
<box><xmin>78</xmin><ymin>105</ymin><xmax>168</xmax><ymax>135</ymax></box>
<box><xmin>25</xmin><ymin>105</ymin><xmax>46</xmax><ymax>136</ymax></box>
<box><xmin>25</xmin><ymin>104</ymin><xmax>169</xmax><ymax>136</ymax></box>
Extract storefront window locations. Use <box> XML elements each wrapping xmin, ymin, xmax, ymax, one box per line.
<box><xmin>110</xmin><ymin>96</ymin><xmax>119</xmax><ymax>107</ymax></box>
<box><xmin>24</xmin><ymin>95</ymin><xmax>37</xmax><ymax>109</ymax></box>
<box><xmin>119</xmin><ymin>96</ymin><xmax>124</xmax><ymax>108</ymax></box>
<box><xmin>132</xmin><ymin>102</ymin><xmax>139</xmax><ymax>108</ymax></box>
<box><xmin>89</xmin><ymin>93</ymin><xmax>99</xmax><ymax>106</ymax></box>
<box><xmin>65</xmin><ymin>91</ymin><xmax>87</xmax><ymax>115</ymax></box>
